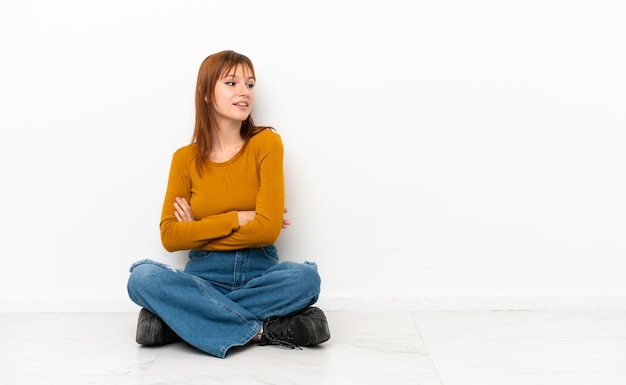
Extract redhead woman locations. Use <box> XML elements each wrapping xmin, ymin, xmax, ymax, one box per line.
<box><xmin>127</xmin><ymin>50</ymin><xmax>330</xmax><ymax>358</ymax></box>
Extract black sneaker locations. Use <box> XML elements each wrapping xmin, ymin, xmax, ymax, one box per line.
<box><xmin>135</xmin><ymin>308</ymin><xmax>181</xmax><ymax>346</ymax></box>
<box><xmin>259</xmin><ymin>306</ymin><xmax>331</xmax><ymax>349</ymax></box>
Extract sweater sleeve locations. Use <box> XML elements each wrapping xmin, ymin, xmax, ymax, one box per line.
<box><xmin>159</xmin><ymin>148</ymin><xmax>240</xmax><ymax>252</ymax></box>
<box><xmin>203</xmin><ymin>131</ymin><xmax>285</xmax><ymax>250</ymax></box>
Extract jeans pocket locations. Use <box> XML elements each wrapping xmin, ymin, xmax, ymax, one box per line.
<box><xmin>259</xmin><ymin>244</ymin><xmax>279</xmax><ymax>262</ymax></box>
<box><xmin>188</xmin><ymin>249</ymin><xmax>212</xmax><ymax>261</ymax></box>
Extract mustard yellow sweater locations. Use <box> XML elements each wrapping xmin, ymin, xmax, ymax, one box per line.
<box><xmin>160</xmin><ymin>129</ymin><xmax>284</xmax><ymax>252</ymax></box>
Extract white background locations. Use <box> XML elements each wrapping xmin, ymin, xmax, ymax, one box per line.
<box><xmin>1</xmin><ymin>0</ymin><xmax>625</xmax><ymax>311</ymax></box>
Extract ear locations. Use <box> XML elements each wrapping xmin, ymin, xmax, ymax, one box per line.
<box><xmin>204</xmin><ymin>95</ymin><xmax>208</xmax><ymax>103</ymax></box>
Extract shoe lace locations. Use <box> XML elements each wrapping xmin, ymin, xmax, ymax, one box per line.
<box><xmin>261</xmin><ymin>318</ymin><xmax>303</xmax><ymax>350</ymax></box>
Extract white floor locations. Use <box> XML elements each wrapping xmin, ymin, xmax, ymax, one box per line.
<box><xmin>1</xmin><ymin>310</ymin><xmax>625</xmax><ymax>384</ymax></box>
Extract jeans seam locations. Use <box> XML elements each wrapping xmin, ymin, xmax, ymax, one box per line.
<box><xmin>190</xmin><ymin>275</ymin><xmax>258</xmax><ymax>357</ymax></box>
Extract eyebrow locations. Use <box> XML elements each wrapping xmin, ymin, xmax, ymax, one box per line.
<box><xmin>224</xmin><ymin>73</ymin><xmax>255</xmax><ymax>81</ymax></box>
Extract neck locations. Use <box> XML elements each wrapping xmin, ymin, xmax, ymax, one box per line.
<box><xmin>208</xmin><ymin>122</ymin><xmax>245</xmax><ymax>162</ymax></box>
<box><xmin>210</xmin><ymin>118</ymin><xmax>243</xmax><ymax>148</ymax></box>
<box><xmin>211</xmin><ymin>128</ymin><xmax>243</xmax><ymax>150</ymax></box>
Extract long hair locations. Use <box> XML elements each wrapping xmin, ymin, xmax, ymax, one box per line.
<box><xmin>192</xmin><ymin>50</ymin><xmax>270</xmax><ymax>173</ymax></box>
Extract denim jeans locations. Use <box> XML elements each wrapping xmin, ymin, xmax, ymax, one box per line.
<box><xmin>127</xmin><ymin>245</ymin><xmax>321</xmax><ymax>358</ymax></box>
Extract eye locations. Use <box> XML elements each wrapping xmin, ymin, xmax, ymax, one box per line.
<box><xmin>225</xmin><ymin>81</ymin><xmax>236</xmax><ymax>86</ymax></box>
<box><xmin>246</xmin><ymin>83</ymin><xmax>255</xmax><ymax>89</ymax></box>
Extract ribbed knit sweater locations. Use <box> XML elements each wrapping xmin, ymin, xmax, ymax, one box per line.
<box><xmin>159</xmin><ymin>129</ymin><xmax>284</xmax><ymax>252</ymax></box>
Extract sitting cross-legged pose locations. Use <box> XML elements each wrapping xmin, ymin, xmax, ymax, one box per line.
<box><xmin>126</xmin><ymin>50</ymin><xmax>330</xmax><ymax>358</ymax></box>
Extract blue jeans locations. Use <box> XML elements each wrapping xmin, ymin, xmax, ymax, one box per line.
<box><xmin>126</xmin><ymin>245</ymin><xmax>321</xmax><ymax>358</ymax></box>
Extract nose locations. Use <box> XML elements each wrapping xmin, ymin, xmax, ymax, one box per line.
<box><xmin>238</xmin><ymin>83</ymin><xmax>251</xmax><ymax>96</ymax></box>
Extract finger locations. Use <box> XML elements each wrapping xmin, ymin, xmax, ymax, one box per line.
<box><xmin>173</xmin><ymin>201</ymin><xmax>189</xmax><ymax>219</ymax></box>
<box><xmin>176</xmin><ymin>197</ymin><xmax>195</xmax><ymax>221</ymax></box>
<box><xmin>175</xmin><ymin>197</ymin><xmax>186</xmax><ymax>209</ymax></box>
<box><xmin>181</xmin><ymin>198</ymin><xmax>194</xmax><ymax>215</ymax></box>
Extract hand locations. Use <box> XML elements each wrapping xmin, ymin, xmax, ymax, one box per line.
<box><xmin>174</xmin><ymin>197</ymin><xmax>195</xmax><ymax>222</ymax></box>
<box><xmin>237</xmin><ymin>208</ymin><xmax>291</xmax><ymax>228</ymax></box>
<box><xmin>237</xmin><ymin>210</ymin><xmax>256</xmax><ymax>226</ymax></box>
<box><xmin>282</xmin><ymin>208</ymin><xmax>291</xmax><ymax>229</ymax></box>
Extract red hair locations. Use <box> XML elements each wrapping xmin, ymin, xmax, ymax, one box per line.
<box><xmin>192</xmin><ymin>50</ymin><xmax>271</xmax><ymax>173</ymax></box>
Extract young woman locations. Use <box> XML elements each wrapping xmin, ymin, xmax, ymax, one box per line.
<box><xmin>127</xmin><ymin>50</ymin><xmax>330</xmax><ymax>358</ymax></box>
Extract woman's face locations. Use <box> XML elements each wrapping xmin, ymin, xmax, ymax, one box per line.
<box><xmin>212</xmin><ymin>64</ymin><xmax>255</xmax><ymax>124</ymax></box>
